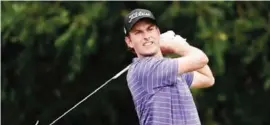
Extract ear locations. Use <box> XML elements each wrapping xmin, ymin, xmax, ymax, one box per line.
<box><xmin>125</xmin><ymin>35</ymin><xmax>134</xmax><ymax>49</ymax></box>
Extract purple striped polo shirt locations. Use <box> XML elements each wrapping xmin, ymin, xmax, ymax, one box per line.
<box><xmin>126</xmin><ymin>57</ymin><xmax>201</xmax><ymax>125</ymax></box>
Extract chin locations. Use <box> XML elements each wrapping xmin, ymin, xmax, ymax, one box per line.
<box><xmin>137</xmin><ymin>47</ymin><xmax>159</xmax><ymax>57</ymax></box>
<box><xmin>141</xmin><ymin>51</ymin><xmax>156</xmax><ymax>57</ymax></box>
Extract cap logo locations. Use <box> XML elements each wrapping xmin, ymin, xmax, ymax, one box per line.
<box><xmin>128</xmin><ymin>11</ymin><xmax>151</xmax><ymax>23</ymax></box>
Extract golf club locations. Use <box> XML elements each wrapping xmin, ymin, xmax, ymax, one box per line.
<box><xmin>35</xmin><ymin>65</ymin><xmax>130</xmax><ymax>125</ymax></box>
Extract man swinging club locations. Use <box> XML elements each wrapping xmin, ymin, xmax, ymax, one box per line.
<box><xmin>124</xmin><ymin>8</ymin><xmax>215</xmax><ymax>125</ymax></box>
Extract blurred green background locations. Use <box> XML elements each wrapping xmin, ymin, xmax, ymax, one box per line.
<box><xmin>1</xmin><ymin>1</ymin><xmax>270</xmax><ymax>125</ymax></box>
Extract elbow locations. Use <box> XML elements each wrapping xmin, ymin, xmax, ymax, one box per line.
<box><xmin>198</xmin><ymin>52</ymin><xmax>209</xmax><ymax>68</ymax></box>
<box><xmin>208</xmin><ymin>76</ymin><xmax>215</xmax><ymax>87</ymax></box>
<box><xmin>202</xmin><ymin>54</ymin><xmax>209</xmax><ymax>65</ymax></box>
<box><xmin>205</xmin><ymin>76</ymin><xmax>215</xmax><ymax>88</ymax></box>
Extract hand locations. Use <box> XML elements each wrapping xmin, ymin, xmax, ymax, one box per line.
<box><xmin>160</xmin><ymin>30</ymin><xmax>190</xmax><ymax>54</ymax></box>
<box><xmin>159</xmin><ymin>31</ymin><xmax>175</xmax><ymax>54</ymax></box>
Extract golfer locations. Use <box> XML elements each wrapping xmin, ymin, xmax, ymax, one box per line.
<box><xmin>124</xmin><ymin>8</ymin><xmax>215</xmax><ymax>125</ymax></box>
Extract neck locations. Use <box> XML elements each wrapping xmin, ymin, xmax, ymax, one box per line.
<box><xmin>137</xmin><ymin>50</ymin><xmax>163</xmax><ymax>58</ymax></box>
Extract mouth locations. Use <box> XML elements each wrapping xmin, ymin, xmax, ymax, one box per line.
<box><xmin>143</xmin><ymin>41</ymin><xmax>154</xmax><ymax>46</ymax></box>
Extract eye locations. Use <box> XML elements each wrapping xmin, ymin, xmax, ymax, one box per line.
<box><xmin>134</xmin><ymin>31</ymin><xmax>141</xmax><ymax>35</ymax></box>
<box><xmin>148</xmin><ymin>26</ymin><xmax>154</xmax><ymax>31</ymax></box>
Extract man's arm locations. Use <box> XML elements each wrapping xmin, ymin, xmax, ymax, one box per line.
<box><xmin>160</xmin><ymin>35</ymin><xmax>214</xmax><ymax>88</ymax></box>
<box><xmin>169</xmin><ymin>42</ymin><xmax>209</xmax><ymax>75</ymax></box>
<box><xmin>172</xmin><ymin>42</ymin><xmax>215</xmax><ymax>88</ymax></box>
<box><xmin>190</xmin><ymin>65</ymin><xmax>215</xmax><ymax>88</ymax></box>
<box><xmin>173</xmin><ymin>43</ymin><xmax>215</xmax><ymax>88</ymax></box>
<box><xmin>173</xmin><ymin>44</ymin><xmax>215</xmax><ymax>88</ymax></box>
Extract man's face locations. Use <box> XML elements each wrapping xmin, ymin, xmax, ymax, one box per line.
<box><xmin>125</xmin><ymin>19</ymin><xmax>161</xmax><ymax>57</ymax></box>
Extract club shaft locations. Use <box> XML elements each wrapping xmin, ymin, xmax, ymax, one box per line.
<box><xmin>48</xmin><ymin>65</ymin><xmax>130</xmax><ymax>125</ymax></box>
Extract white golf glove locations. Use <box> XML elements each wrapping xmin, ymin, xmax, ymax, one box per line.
<box><xmin>160</xmin><ymin>30</ymin><xmax>175</xmax><ymax>41</ymax></box>
<box><xmin>160</xmin><ymin>30</ymin><xmax>188</xmax><ymax>44</ymax></box>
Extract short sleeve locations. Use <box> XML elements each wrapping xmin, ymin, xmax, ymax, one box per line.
<box><xmin>182</xmin><ymin>72</ymin><xmax>194</xmax><ymax>87</ymax></box>
<box><xmin>135</xmin><ymin>57</ymin><xmax>179</xmax><ymax>92</ymax></box>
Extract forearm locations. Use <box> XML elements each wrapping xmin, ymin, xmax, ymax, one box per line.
<box><xmin>179</xmin><ymin>45</ymin><xmax>213</xmax><ymax>78</ymax></box>
<box><xmin>197</xmin><ymin>65</ymin><xmax>214</xmax><ymax>79</ymax></box>
<box><xmin>173</xmin><ymin>44</ymin><xmax>206</xmax><ymax>57</ymax></box>
<box><xmin>168</xmin><ymin>42</ymin><xmax>209</xmax><ymax>73</ymax></box>
<box><xmin>190</xmin><ymin>65</ymin><xmax>215</xmax><ymax>88</ymax></box>
<box><xmin>173</xmin><ymin>44</ymin><xmax>209</xmax><ymax>67</ymax></box>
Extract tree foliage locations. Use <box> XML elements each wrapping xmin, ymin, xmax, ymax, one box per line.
<box><xmin>2</xmin><ymin>1</ymin><xmax>270</xmax><ymax>125</ymax></box>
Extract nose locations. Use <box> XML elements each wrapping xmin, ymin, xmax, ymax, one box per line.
<box><xmin>143</xmin><ymin>32</ymin><xmax>151</xmax><ymax>41</ymax></box>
